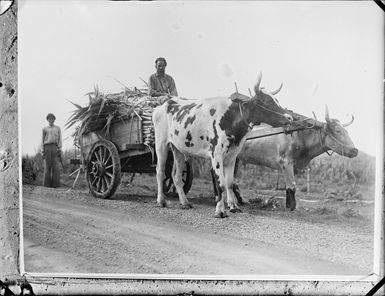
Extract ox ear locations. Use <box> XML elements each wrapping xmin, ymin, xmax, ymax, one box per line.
<box><xmin>324</xmin><ymin>104</ymin><xmax>330</xmax><ymax>123</ymax></box>
<box><xmin>253</xmin><ymin>72</ymin><xmax>262</xmax><ymax>94</ymax></box>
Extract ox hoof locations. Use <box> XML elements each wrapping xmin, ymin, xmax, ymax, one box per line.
<box><xmin>156</xmin><ymin>201</ymin><xmax>167</xmax><ymax>208</ymax></box>
<box><xmin>285</xmin><ymin>200</ymin><xmax>296</xmax><ymax>211</ymax></box>
<box><xmin>230</xmin><ymin>208</ymin><xmax>242</xmax><ymax>213</ymax></box>
<box><xmin>286</xmin><ymin>189</ymin><xmax>296</xmax><ymax>211</ymax></box>
<box><xmin>285</xmin><ymin>204</ymin><xmax>296</xmax><ymax>211</ymax></box>
<box><xmin>181</xmin><ymin>203</ymin><xmax>193</xmax><ymax>209</ymax></box>
<box><xmin>214</xmin><ymin>211</ymin><xmax>228</xmax><ymax>218</ymax></box>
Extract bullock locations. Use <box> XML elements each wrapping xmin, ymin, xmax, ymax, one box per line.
<box><xmin>152</xmin><ymin>73</ymin><xmax>293</xmax><ymax>218</ymax></box>
<box><xmin>224</xmin><ymin>106</ymin><xmax>358</xmax><ymax>211</ymax></box>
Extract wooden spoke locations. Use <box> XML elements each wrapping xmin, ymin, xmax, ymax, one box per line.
<box><xmin>98</xmin><ymin>147</ymin><xmax>103</xmax><ymax>163</ymax></box>
<box><xmin>96</xmin><ymin>177</ymin><xmax>102</xmax><ymax>192</ymax></box>
<box><xmin>105</xmin><ymin>154</ymin><xmax>112</xmax><ymax>165</ymax></box>
<box><xmin>103</xmin><ymin>175</ymin><xmax>111</xmax><ymax>187</ymax></box>
<box><xmin>105</xmin><ymin>164</ymin><xmax>114</xmax><ymax>170</ymax></box>
<box><xmin>91</xmin><ymin>176</ymin><xmax>98</xmax><ymax>186</ymax></box>
<box><xmin>100</xmin><ymin>146</ymin><xmax>106</xmax><ymax>163</ymax></box>
<box><xmin>101</xmin><ymin>177</ymin><xmax>106</xmax><ymax>193</ymax></box>
<box><xmin>94</xmin><ymin>149</ymin><xmax>100</xmax><ymax>162</ymax></box>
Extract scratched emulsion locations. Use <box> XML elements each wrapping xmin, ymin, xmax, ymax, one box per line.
<box><xmin>0</xmin><ymin>0</ymin><xmax>19</xmax><ymax>279</ymax></box>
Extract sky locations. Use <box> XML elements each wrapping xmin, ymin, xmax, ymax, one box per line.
<box><xmin>19</xmin><ymin>0</ymin><xmax>383</xmax><ymax>157</ymax></box>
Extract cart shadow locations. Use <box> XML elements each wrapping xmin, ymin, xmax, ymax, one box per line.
<box><xmin>111</xmin><ymin>193</ymin><xmax>153</xmax><ymax>202</ymax></box>
<box><xmin>111</xmin><ymin>190</ymin><xmax>284</xmax><ymax>213</ymax></box>
<box><xmin>110</xmin><ymin>192</ymin><xmax>181</xmax><ymax>203</ymax></box>
<box><xmin>110</xmin><ymin>191</ymin><xmax>220</xmax><ymax>208</ymax></box>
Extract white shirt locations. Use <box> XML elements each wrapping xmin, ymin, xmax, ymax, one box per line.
<box><xmin>41</xmin><ymin>125</ymin><xmax>62</xmax><ymax>151</ymax></box>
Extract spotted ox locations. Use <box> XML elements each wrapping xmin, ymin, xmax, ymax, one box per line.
<box><xmin>229</xmin><ymin>106</ymin><xmax>358</xmax><ymax>210</ymax></box>
<box><xmin>152</xmin><ymin>73</ymin><xmax>293</xmax><ymax>218</ymax></box>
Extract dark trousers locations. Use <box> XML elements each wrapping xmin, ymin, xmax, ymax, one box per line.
<box><xmin>43</xmin><ymin>143</ymin><xmax>60</xmax><ymax>188</ymax></box>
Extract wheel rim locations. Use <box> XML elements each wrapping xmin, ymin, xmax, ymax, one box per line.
<box><xmin>89</xmin><ymin>145</ymin><xmax>114</xmax><ymax>193</ymax></box>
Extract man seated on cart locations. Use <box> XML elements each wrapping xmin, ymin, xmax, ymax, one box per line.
<box><xmin>148</xmin><ymin>57</ymin><xmax>178</xmax><ymax>97</ymax></box>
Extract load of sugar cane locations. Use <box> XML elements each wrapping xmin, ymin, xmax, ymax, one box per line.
<box><xmin>66</xmin><ymin>85</ymin><xmax>169</xmax><ymax>146</ymax></box>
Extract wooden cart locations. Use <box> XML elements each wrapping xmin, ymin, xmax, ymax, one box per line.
<box><xmin>75</xmin><ymin>114</ymin><xmax>193</xmax><ymax>199</ymax></box>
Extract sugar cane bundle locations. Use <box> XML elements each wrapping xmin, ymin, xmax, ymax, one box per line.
<box><xmin>66</xmin><ymin>85</ymin><xmax>170</xmax><ymax>146</ymax></box>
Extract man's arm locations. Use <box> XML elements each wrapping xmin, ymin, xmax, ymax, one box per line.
<box><xmin>148</xmin><ymin>75</ymin><xmax>162</xmax><ymax>97</ymax></box>
<box><xmin>169</xmin><ymin>77</ymin><xmax>178</xmax><ymax>96</ymax></box>
<box><xmin>148</xmin><ymin>75</ymin><xmax>156</xmax><ymax>96</ymax></box>
<box><xmin>57</xmin><ymin>126</ymin><xmax>62</xmax><ymax>151</ymax></box>
<box><xmin>41</xmin><ymin>128</ymin><xmax>46</xmax><ymax>153</ymax></box>
<box><xmin>148</xmin><ymin>75</ymin><xmax>168</xmax><ymax>97</ymax></box>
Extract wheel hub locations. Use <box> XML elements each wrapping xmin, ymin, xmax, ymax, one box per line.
<box><xmin>92</xmin><ymin>161</ymin><xmax>105</xmax><ymax>177</ymax></box>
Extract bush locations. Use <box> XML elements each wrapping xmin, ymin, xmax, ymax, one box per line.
<box><xmin>22</xmin><ymin>156</ymin><xmax>38</xmax><ymax>184</ymax></box>
<box><xmin>308</xmin><ymin>152</ymin><xmax>375</xmax><ymax>186</ymax></box>
<box><xmin>22</xmin><ymin>148</ymin><xmax>81</xmax><ymax>186</ymax></box>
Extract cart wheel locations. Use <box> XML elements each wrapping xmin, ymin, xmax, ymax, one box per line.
<box><xmin>163</xmin><ymin>158</ymin><xmax>193</xmax><ymax>195</ymax></box>
<box><xmin>86</xmin><ymin>140</ymin><xmax>121</xmax><ymax>199</ymax></box>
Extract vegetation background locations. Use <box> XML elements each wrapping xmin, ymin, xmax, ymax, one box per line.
<box><xmin>22</xmin><ymin>147</ymin><xmax>376</xmax><ymax>203</ymax></box>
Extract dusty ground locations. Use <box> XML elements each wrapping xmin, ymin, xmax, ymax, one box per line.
<box><xmin>23</xmin><ymin>174</ymin><xmax>374</xmax><ymax>276</ymax></box>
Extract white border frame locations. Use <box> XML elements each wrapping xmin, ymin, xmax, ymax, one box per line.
<box><xmin>12</xmin><ymin>1</ymin><xmax>385</xmax><ymax>295</ymax></box>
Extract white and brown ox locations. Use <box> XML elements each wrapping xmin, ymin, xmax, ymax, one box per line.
<box><xmin>231</xmin><ymin>106</ymin><xmax>358</xmax><ymax>210</ymax></box>
<box><xmin>152</xmin><ymin>74</ymin><xmax>293</xmax><ymax>218</ymax></box>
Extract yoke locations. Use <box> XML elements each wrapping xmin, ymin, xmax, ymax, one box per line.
<box><xmin>246</xmin><ymin>111</ymin><xmax>324</xmax><ymax>141</ymax></box>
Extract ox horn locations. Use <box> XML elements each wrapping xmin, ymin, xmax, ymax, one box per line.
<box><xmin>254</xmin><ymin>72</ymin><xmax>262</xmax><ymax>94</ymax></box>
<box><xmin>324</xmin><ymin>104</ymin><xmax>330</xmax><ymax>123</ymax></box>
<box><xmin>342</xmin><ymin>114</ymin><xmax>354</xmax><ymax>127</ymax></box>
<box><xmin>270</xmin><ymin>82</ymin><xmax>283</xmax><ymax>95</ymax></box>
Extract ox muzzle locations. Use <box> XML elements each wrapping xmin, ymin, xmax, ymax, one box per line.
<box><xmin>345</xmin><ymin>147</ymin><xmax>359</xmax><ymax>158</ymax></box>
<box><xmin>283</xmin><ymin>113</ymin><xmax>293</xmax><ymax>130</ymax></box>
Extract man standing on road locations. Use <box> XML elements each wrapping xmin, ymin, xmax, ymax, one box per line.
<box><xmin>148</xmin><ymin>57</ymin><xmax>178</xmax><ymax>97</ymax></box>
<box><xmin>41</xmin><ymin>113</ymin><xmax>62</xmax><ymax>188</ymax></box>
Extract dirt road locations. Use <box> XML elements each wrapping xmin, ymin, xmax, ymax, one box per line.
<box><xmin>22</xmin><ymin>178</ymin><xmax>374</xmax><ymax>275</ymax></box>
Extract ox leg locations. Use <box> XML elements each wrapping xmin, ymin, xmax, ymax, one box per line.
<box><xmin>211</xmin><ymin>159</ymin><xmax>227</xmax><ymax>218</ymax></box>
<box><xmin>233</xmin><ymin>184</ymin><xmax>244</xmax><ymax>206</ymax></box>
<box><xmin>282</xmin><ymin>162</ymin><xmax>296</xmax><ymax>211</ymax></box>
<box><xmin>155</xmin><ymin>141</ymin><xmax>169</xmax><ymax>208</ymax></box>
<box><xmin>210</xmin><ymin>168</ymin><xmax>219</xmax><ymax>200</ymax></box>
<box><xmin>233</xmin><ymin>158</ymin><xmax>244</xmax><ymax>205</ymax></box>
<box><xmin>224</xmin><ymin>159</ymin><xmax>242</xmax><ymax>213</ymax></box>
<box><xmin>171</xmin><ymin>147</ymin><xmax>193</xmax><ymax>209</ymax></box>
<box><xmin>286</xmin><ymin>188</ymin><xmax>296</xmax><ymax>211</ymax></box>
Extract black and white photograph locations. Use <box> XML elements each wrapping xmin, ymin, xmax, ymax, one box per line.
<box><xmin>19</xmin><ymin>0</ymin><xmax>383</xmax><ymax>282</ymax></box>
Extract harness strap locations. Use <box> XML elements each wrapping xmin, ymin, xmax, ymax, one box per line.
<box><xmin>318</xmin><ymin>124</ymin><xmax>350</xmax><ymax>157</ymax></box>
<box><xmin>326</xmin><ymin>131</ymin><xmax>348</xmax><ymax>156</ymax></box>
<box><xmin>254</xmin><ymin>102</ymin><xmax>290</xmax><ymax>118</ymax></box>
<box><xmin>317</xmin><ymin>125</ymin><xmax>333</xmax><ymax>155</ymax></box>
<box><xmin>238</xmin><ymin>102</ymin><xmax>253</xmax><ymax>130</ymax></box>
